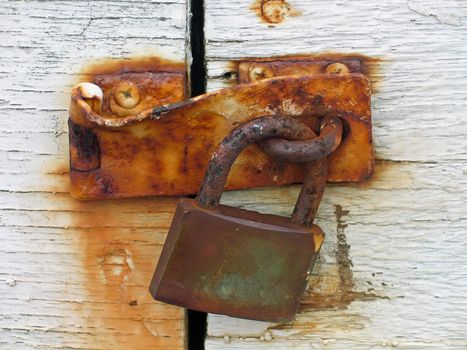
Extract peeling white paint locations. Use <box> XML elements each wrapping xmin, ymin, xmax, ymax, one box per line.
<box><xmin>0</xmin><ymin>0</ymin><xmax>188</xmax><ymax>348</ymax></box>
<box><xmin>204</xmin><ymin>0</ymin><xmax>467</xmax><ymax>349</ymax></box>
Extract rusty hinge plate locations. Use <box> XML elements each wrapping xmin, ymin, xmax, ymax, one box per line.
<box><xmin>69</xmin><ymin>57</ymin><xmax>373</xmax><ymax>200</ymax></box>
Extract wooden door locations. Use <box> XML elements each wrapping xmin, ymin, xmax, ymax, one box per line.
<box><xmin>203</xmin><ymin>1</ymin><xmax>467</xmax><ymax>349</ymax></box>
<box><xmin>0</xmin><ymin>1</ymin><xmax>188</xmax><ymax>349</ymax></box>
<box><xmin>1</xmin><ymin>1</ymin><xmax>466</xmax><ymax>349</ymax></box>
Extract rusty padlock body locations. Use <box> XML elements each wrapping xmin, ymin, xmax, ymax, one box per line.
<box><xmin>150</xmin><ymin>116</ymin><xmax>339</xmax><ymax>323</ymax></box>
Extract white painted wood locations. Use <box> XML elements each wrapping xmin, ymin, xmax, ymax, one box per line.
<box><xmin>204</xmin><ymin>0</ymin><xmax>467</xmax><ymax>348</ymax></box>
<box><xmin>206</xmin><ymin>161</ymin><xmax>467</xmax><ymax>348</ymax></box>
<box><xmin>2</xmin><ymin>0</ymin><xmax>467</xmax><ymax>348</ymax></box>
<box><xmin>0</xmin><ymin>1</ymin><xmax>189</xmax><ymax>348</ymax></box>
<box><xmin>205</xmin><ymin>0</ymin><xmax>467</xmax><ymax>163</ymax></box>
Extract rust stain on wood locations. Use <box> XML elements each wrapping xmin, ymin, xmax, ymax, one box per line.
<box><xmin>251</xmin><ymin>0</ymin><xmax>302</xmax><ymax>24</ymax></box>
<box><xmin>43</xmin><ymin>153</ymin><xmax>186</xmax><ymax>348</ymax></box>
<box><xmin>36</xmin><ymin>57</ymin><xmax>188</xmax><ymax>348</ymax></box>
<box><xmin>67</xmin><ymin>57</ymin><xmax>185</xmax><ymax>348</ymax></box>
<box><xmin>78</xmin><ymin>202</ymin><xmax>184</xmax><ymax>348</ymax></box>
<box><xmin>270</xmin><ymin>204</ymin><xmax>387</xmax><ymax>332</ymax></box>
<box><xmin>80</xmin><ymin>56</ymin><xmax>186</xmax><ymax>78</ymax></box>
<box><xmin>295</xmin><ymin>205</ymin><xmax>385</xmax><ymax>313</ymax></box>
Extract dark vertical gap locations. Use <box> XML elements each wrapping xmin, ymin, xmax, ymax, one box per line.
<box><xmin>190</xmin><ymin>0</ymin><xmax>206</xmax><ymax>97</ymax></box>
<box><xmin>188</xmin><ymin>0</ymin><xmax>207</xmax><ymax>349</ymax></box>
<box><xmin>188</xmin><ymin>309</ymin><xmax>207</xmax><ymax>350</ymax></box>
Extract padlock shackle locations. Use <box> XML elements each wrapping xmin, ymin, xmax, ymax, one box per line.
<box><xmin>196</xmin><ymin>115</ymin><xmax>342</xmax><ymax>227</ymax></box>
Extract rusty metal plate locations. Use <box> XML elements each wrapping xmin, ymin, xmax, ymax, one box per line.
<box><xmin>149</xmin><ymin>198</ymin><xmax>324</xmax><ymax>323</ymax></box>
<box><xmin>69</xmin><ymin>59</ymin><xmax>372</xmax><ymax>200</ymax></box>
<box><xmin>237</xmin><ymin>57</ymin><xmax>364</xmax><ymax>83</ymax></box>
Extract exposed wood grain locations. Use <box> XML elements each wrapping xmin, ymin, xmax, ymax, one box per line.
<box><xmin>205</xmin><ymin>0</ymin><xmax>467</xmax><ymax>164</ymax></box>
<box><xmin>3</xmin><ymin>0</ymin><xmax>467</xmax><ymax>348</ymax></box>
<box><xmin>0</xmin><ymin>0</ymin><xmax>189</xmax><ymax>348</ymax></box>
<box><xmin>204</xmin><ymin>0</ymin><xmax>467</xmax><ymax>348</ymax></box>
<box><xmin>205</xmin><ymin>161</ymin><xmax>467</xmax><ymax>348</ymax></box>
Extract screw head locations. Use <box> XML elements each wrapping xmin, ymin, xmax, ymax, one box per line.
<box><xmin>261</xmin><ymin>0</ymin><xmax>289</xmax><ymax>24</ymax></box>
<box><xmin>325</xmin><ymin>63</ymin><xmax>350</xmax><ymax>74</ymax></box>
<box><xmin>112</xmin><ymin>81</ymin><xmax>141</xmax><ymax>109</ymax></box>
<box><xmin>248</xmin><ymin>65</ymin><xmax>274</xmax><ymax>82</ymax></box>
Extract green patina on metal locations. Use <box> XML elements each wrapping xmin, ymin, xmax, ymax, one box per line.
<box><xmin>193</xmin><ymin>233</ymin><xmax>292</xmax><ymax>306</ymax></box>
<box><xmin>150</xmin><ymin>199</ymin><xmax>319</xmax><ymax>322</ymax></box>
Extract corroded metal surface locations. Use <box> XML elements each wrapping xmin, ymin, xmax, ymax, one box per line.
<box><xmin>259</xmin><ymin>116</ymin><xmax>343</xmax><ymax>163</ymax></box>
<box><xmin>68</xmin><ymin>119</ymin><xmax>100</xmax><ymax>172</ymax></box>
<box><xmin>237</xmin><ymin>57</ymin><xmax>364</xmax><ymax>83</ymax></box>
<box><xmin>195</xmin><ymin>115</ymin><xmax>330</xmax><ymax>227</ymax></box>
<box><xmin>69</xmin><ymin>59</ymin><xmax>372</xmax><ymax>200</ymax></box>
<box><xmin>150</xmin><ymin>199</ymin><xmax>325</xmax><ymax>323</ymax></box>
<box><xmin>150</xmin><ymin>115</ymin><xmax>327</xmax><ymax>322</ymax></box>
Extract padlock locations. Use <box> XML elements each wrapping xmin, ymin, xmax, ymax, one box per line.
<box><xmin>149</xmin><ymin>115</ymin><xmax>339</xmax><ymax>323</ymax></box>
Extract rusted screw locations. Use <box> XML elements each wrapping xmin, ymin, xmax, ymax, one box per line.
<box><xmin>261</xmin><ymin>0</ymin><xmax>289</xmax><ymax>24</ymax></box>
<box><xmin>248</xmin><ymin>65</ymin><xmax>274</xmax><ymax>82</ymax></box>
<box><xmin>112</xmin><ymin>81</ymin><xmax>141</xmax><ymax>109</ymax></box>
<box><xmin>325</xmin><ymin>63</ymin><xmax>350</xmax><ymax>74</ymax></box>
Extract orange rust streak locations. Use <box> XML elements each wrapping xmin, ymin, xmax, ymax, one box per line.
<box><xmin>251</xmin><ymin>0</ymin><xmax>302</xmax><ymax>24</ymax></box>
<box><xmin>80</xmin><ymin>56</ymin><xmax>186</xmax><ymax>77</ymax></box>
<box><xmin>67</xmin><ymin>196</ymin><xmax>185</xmax><ymax>349</ymax></box>
<box><xmin>50</xmin><ymin>57</ymin><xmax>188</xmax><ymax>348</ymax></box>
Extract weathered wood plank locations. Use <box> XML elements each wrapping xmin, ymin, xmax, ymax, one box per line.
<box><xmin>0</xmin><ymin>0</ymin><xmax>189</xmax><ymax>348</ymax></box>
<box><xmin>204</xmin><ymin>0</ymin><xmax>467</xmax><ymax>348</ymax></box>
<box><xmin>205</xmin><ymin>161</ymin><xmax>467</xmax><ymax>348</ymax></box>
<box><xmin>205</xmin><ymin>0</ymin><xmax>467</xmax><ymax>162</ymax></box>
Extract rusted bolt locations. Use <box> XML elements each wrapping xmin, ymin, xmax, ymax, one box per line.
<box><xmin>261</xmin><ymin>0</ymin><xmax>290</xmax><ymax>24</ymax></box>
<box><xmin>325</xmin><ymin>63</ymin><xmax>350</xmax><ymax>74</ymax></box>
<box><xmin>112</xmin><ymin>81</ymin><xmax>141</xmax><ymax>109</ymax></box>
<box><xmin>248</xmin><ymin>65</ymin><xmax>274</xmax><ymax>82</ymax></box>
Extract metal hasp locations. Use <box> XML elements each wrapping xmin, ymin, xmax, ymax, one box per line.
<box><xmin>150</xmin><ymin>116</ymin><xmax>330</xmax><ymax>323</ymax></box>
<box><xmin>68</xmin><ymin>56</ymin><xmax>373</xmax><ymax>200</ymax></box>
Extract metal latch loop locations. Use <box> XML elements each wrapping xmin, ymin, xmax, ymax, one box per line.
<box><xmin>259</xmin><ymin>116</ymin><xmax>343</xmax><ymax>163</ymax></box>
<box><xmin>69</xmin><ymin>57</ymin><xmax>373</xmax><ymax>200</ymax></box>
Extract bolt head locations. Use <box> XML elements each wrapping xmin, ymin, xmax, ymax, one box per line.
<box><xmin>113</xmin><ymin>81</ymin><xmax>142</xmax><ymax>109</ymax></box>
<box><xmin>325</xmin><ymin>63</ymin><xmax>350</xmax><ymax>74</ymax></box>
<box><xmin>261</xmin><ymin>0</ymin><xmax>289</xmax><ymax>24</ymax></box>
